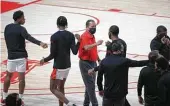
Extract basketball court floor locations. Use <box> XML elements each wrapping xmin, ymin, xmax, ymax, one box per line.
<box><xmin>1</xmin><ymin>0</ymin><xmax>170</xmax><ymax>106</ymax></box>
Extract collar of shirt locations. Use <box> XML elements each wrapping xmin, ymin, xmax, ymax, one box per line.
<box><xmin>59</xmin><ymin>30</ymin><xmax>65</xmax><ymax>31</ymax></box>
<box><xmin>84</xmin><ymin>30</ymin><xmax>94</xmax><ymax>39</ymax></box>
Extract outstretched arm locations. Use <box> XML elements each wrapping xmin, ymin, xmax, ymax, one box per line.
<box><xmin>126</xmin><ymin>59</ymin><xmax>149</xmax><ymax>67</ymax></box>
<box><xmin>43</xmin><ymin>41</ymin><xmax>56</xmax><ymax>62</ymax></box>
<box><xmin>21</xmin><ymin>27</ymin><xmax>47</xmax><ymax>48</ymax></box>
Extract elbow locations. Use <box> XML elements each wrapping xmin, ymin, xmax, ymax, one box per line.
<box><xmin>73</xmin><ymin>51</ymin><xmax>78</xmax><ymax>55</ymax></box>
<box><xmin>72</xmin><ymin>49</ymin><xmax>78</xmax><ymax>55</ymax></box>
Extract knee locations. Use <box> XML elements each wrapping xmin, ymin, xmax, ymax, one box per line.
<box><xmin>5</xmin><ymin>75</ymin><xmax>12</xmax><ymax>81</ymax></box>
<box><xmin>5</xmin><ymin>76</ymin><xmax>11</xmax><ymax>81</ymax></box>
<box><xmin>50</xmin><ymin>88</ymin><xmax>54</xmax><ymax>93</ymax></box>
<box><xmin>50</xmin><ymin>85</ymin><xmax>57</xmax><ymax>93</ymax></box>
<box><xmin>6</xmin><ymin>72</ymin><xmax>13</xmax><ymax>78</ymax></box>
<box><xmin>50</xmin><ymin>86</ymin><xmax>54</xmax><ymax>92</ymax></box>
<box><xmin>59</xmin><ymin>85</ymin><xmax>64</xmax><ymax>90</ymax></box>
<box><xmin>19</xmin><ymin>79</ymin><xmax>25</xmax><ymax>84</ymax></box>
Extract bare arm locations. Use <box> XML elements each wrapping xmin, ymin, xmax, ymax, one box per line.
<box><xmin>84</xmin><ymin>40</ymin><xmax>103</xmax><ymax>50</ymax></box>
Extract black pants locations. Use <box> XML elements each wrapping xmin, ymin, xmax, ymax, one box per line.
<box><xmin>125</xmin><ymin>98</ymin><xmax>131</xmax><ymax>106</ymax></box>
<box><xmin>145</xmin><ymin>103</ymin><xmax>162</xmax><ymax>106</ymax></box>
<box><xmin>103</xmin><ymin>97</ymin><xmax>125</xmax><ymax>106</ymax></box>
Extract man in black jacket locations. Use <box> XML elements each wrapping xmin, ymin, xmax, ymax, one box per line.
<box><xmin>89</xmin><ymin>42</ymin><xmax>148</xmax><ymax>106</ymax></box>
<box><xmin>137</xmin><ymin>50</ymin><xmax>162</xmax><ymax>106</ymax></box>
<box><xmin>150</xmin><ymin>25</ymin><xmax>170</xmax><ymax>62</ymax></box>
<box><xmin>156</xmin><ymin>56</ymin><xmax>170</xmax><ymax>106</ymax></box>
<box><xmin>105</xmin><ymin>25</ymin><xmax>131</xmax><ymax>106</ymax></box>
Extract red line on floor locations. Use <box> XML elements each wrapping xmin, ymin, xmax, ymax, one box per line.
<box><xmin>1</xmin><ymin>0</ymin><xmax>41</xmax><ymax>13</ymax></box>
<box><xmin>35</xmin><ymin>3</ymin><xmax>170</xmax><ymax>18</ymax></box>
<box><xmin>63</xmin><ymin>11</ymin><xmax>100</xmax><ymax>25</ymax></box>
<box><xmin>0</xmin><ymin>82</ymin><xmax>137</xmax><ymax>91</ymax></box>
<box><xmin>108</xmin><ymin>9</ymin><xmax>122</xmax><ymax>12</ymax></box>
<box><xmin>0</xmin><ymin>11</ymin><xmax>100</xmax><ymax>35</ymax></box>
<box><xmin>23</xmin><ymin>87</ymin><xmax>137</xmax><ymax>96</ymax></box>
<box><xmin>36</xmin><ymin>3</ymin><xmax>107</xmax><ymax>12</ymax></box>
<box><xmin>152</xmin><ymin>13</ymin><xmax>157</xmax><ymax>16</ymax></box>
<box><xmin>24</xmin><ymin>0</ymin><xmax>41</xmax><ymax>6</ymax></box>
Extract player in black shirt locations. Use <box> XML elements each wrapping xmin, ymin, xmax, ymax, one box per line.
<box><xmin>106</xmin><ymin>25</ymin><xmax>127</xmax><ymax>57</ymax></box>
<box><xmin>156</xmin><ymin>56</ymin><xmax>170</xmax><ymax>106</ymax></box>
<box><xmin>2</xmin><ymin>10</ymin><xmax>47</xmax><ymax>106</ymax></box>
<box><xmin>105</xmin><ymin>25</ymin><xmax>130</xmax><ymax>106</ymax></box>
<box><xmin>40</xmin><ymin>16</ymin><xmax>79</xmax><ymax>106</ymax></box>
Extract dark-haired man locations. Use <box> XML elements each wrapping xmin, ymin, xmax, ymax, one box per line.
<box><xmin>105</xmin><ymin>25</ymin><xmax>132</xmax><ymax>106</ymax></box>
<box><xmin>155</xmin><ymin>56</ymin><xmax>170</xmax><ymax>106</ymax></box>
<box><xmin>137</xmin><ymin>50</ymin><xmax>162</xmax><ymax>106</ymax></box>
<box><xmin>5</xmin><ymin>93</ymin><xmax>22</xmax><ymax>106</ymax></box>
<box><xmin>89</xmin><ymin>42</ymin><xmax>148</xmax><ymax>106</ymax></box>
<box><xmin>40</xmin><ymin>16</ymin><xmax>79</xmax><ymax>106</ymax></box>
<box><xmin>2</xmin><ymin>10</ymin><xmax>48</xmax><ymax>105</ymax></box>
<box><xmin>150</xmin><ymin>25</ymin><xmax>170</xmax><ymax>62</ymax></box>
<box><xmin>106</xmin><ymin>25</ymin><xmax>127</xmax><ymax>57</ymax></box>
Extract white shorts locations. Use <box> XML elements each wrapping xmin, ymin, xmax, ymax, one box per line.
<box><xmin>51</xmin><ymin>68</ymin><xmax>70</xmax><ymax>80</ymax></box>
<box><xmin>7</xmin><ymin>58</ymin><xmax>27</xmax><ymax>73</ymax></box>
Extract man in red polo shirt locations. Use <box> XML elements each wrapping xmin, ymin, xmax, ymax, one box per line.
<box><xmin>79</xmin><ymin>19</ymin><xmax>103</xmax><ymax>106</ymax></box>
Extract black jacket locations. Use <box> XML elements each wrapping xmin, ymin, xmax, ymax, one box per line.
<box><xmin>138</xmin><ymin>63</ymin><xmax>161</xmax><ymax>104</ymax></box>
<box><xmin>96</xmin><ymin>55</ymin><xmax>148</xmax><ymax>101</ymax></box>
<box><xmin>158</xmin><ymin>71</ymin><xmax>170</xmax><ymax>106</ymax></box>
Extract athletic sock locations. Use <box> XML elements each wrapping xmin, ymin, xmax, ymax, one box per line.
<box><xmin>19</xmin><ymin>94</ymin><xmax>23</xmax><ymax>99</ymax></box>
<box><xmin>2</xmin><ymin>92</ymin><xmax>7</xmax><ymax>100</ymax></box>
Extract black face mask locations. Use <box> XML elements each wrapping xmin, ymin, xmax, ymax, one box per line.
<box><xmin>89</xmin><ymin>28</ymin><xmax>96</xmax><ymax>35</ymax></box>
<box><xmin>157</xmin><ymin>32</ymin><xmax>167</xmax><ymax>39</ymax></box>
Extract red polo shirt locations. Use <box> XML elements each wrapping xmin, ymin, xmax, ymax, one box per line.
<box><xmin>78</xmin><ymin>31</ymin><xmax>98</xmax><ymax>62</ymax></box>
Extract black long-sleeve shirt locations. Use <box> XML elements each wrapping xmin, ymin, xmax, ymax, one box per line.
<box><xmin>106</xmin><ymin>38</ymin><xmax>127</xmax><ymax>57</ymax></box>
<box><xmin>158</xmin><ymin>71</ymin><xmax>170</xmax><ymax>106</ymax></box>
<box><xmin>150</xmin><ymin>36</ymin><xmax>170</xmax><ymax>61</ymax></box>
<box><xmin>137</xmin><ymin>63</ymin><xmax>161</xmax><ymax>104</ymax></box>
<box><xmin>4</xmin><ymin>23</ymin><xmax>41</xmax><ymax>59</ymax></box>
<box><xmin>44</xmin><ymin>30</ymin><xmax>80</xmax><ymax>69</ymax></box>
<box><xmin>96</xmin><ymin>55</ymin><xmax>148</xmax><ymax>100</ymax></box>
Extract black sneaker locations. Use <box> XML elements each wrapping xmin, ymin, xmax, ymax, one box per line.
<box><xmin>72</xmin><ymin>104</ymin><xmax>77</xmax><ymax>106</ymax></box>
